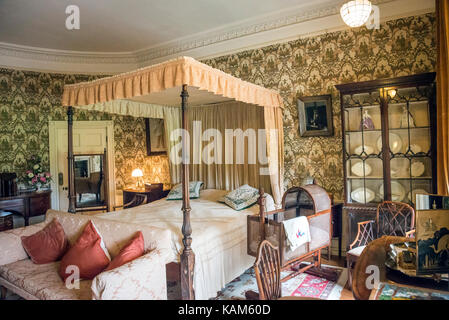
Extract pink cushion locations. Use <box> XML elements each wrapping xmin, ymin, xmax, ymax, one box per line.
<box><xmin>59</xmin><ymin>221</ymin><xmax>111</xmax><ymax>281</ymax></box>
<box><xmin>21</xmin><ymin>218</ymin><xmax>68</xmax><ymax>264</ymax></box>
<box><xmin>105</xmin><ymin>232</ymin><xmax>144</xmax><ymax>271</ymax></box>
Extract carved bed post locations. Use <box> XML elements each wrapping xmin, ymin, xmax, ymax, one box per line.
<box><xmin>67</xmin><ymin>106</ymin><xmax>76</xmax><ymax>213</ymax></box>
<box><xmin>180</xmin><ymin>84</ymin><xmax>195</xmax><ymax>300</ymax></box>
<box><xmin>258</xmin><ymin>188</ymin><xmax>266</xmax><ymax>242</ymax></box>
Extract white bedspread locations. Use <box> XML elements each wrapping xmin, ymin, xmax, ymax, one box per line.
<box><xmin>95</xmin><ymin>189</ymin><xmax>256</xmax><ymax>300</ymax></box>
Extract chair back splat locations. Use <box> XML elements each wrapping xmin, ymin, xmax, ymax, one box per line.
<box><xmin>254</xmin><ymin>240</ymin><xmax>282</xmax><ymax>300</ymax></box>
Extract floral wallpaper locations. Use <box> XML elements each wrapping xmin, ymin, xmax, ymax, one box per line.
<box><xmin>0</xmin><ymin>13</ymin><xmax>436</xmax><ymax>201</ymax></box>
<box><xmin>203</xmin><ymin>13</ymin><xmax>436</xmax><ymax>200</ymax></box>
<box><xmin>0</xmin><ymin>70</ymin><xmax>171</xmax><ymax>192</ymax></box>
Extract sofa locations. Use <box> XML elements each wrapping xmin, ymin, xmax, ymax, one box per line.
<box><xmin>0</xmin><ymin>209</ymin><xmax>172</xmax><ymax>300</ymax></box>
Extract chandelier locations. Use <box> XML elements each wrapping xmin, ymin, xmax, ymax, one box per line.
<box><xmin>340</xmin><ymin>0</ymin><xmax>372</xmax><ymax>28</ymax></box>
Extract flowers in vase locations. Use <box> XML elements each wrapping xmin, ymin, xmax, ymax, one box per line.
<box><xmin>22</xmin><ymin>156</ymin><xmax>52</xmax><ymax>189</ymax></box>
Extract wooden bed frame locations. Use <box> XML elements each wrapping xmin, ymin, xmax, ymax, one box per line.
<box><xmin>66</xmin><ymin>85</ymin><xmax>270</xmax><ymax>299</ymax></box>
<box><xmin>62</xmin><ymin>58</ymin><xmax>284</xmax><ymax>300</ymax></box>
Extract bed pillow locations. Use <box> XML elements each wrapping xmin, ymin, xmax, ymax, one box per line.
<box><xmin>21</xmin><ymin>218</ymin><xmax>68</xmax><ymax>264</ymax></box>
<box><xmin>167</xmin><ymin>181</ymin><xmax>203</xmax><ymax>200</ymax></box>
<box><xmin>223</xmin><ymin>184</ymin><xmax>260</xmax><ymax>211</ymax></box>
<box><xmin>59</xmin><ymin>221</ymin><xmax>111</xmax><ymax>281</ymax></box>
<box><xmin>105</xmin><ymin>231</ymin><xmax>144</xmax><ymax>271</ymax></box>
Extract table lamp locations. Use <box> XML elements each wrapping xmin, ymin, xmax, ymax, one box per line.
<box><xmin>131</xmin><ymin>168</ymin><xmax>144</xmax><ymax>189</ymax></box>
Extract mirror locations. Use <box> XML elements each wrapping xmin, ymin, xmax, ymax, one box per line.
<box><xmin>416</xmin><ymin>194</ymin><xmax>449</xmax><ymax>211</ymax></box>
<box><xmin>74</xmin><ymin>154</ymin><xmax>106</xmax><ymax>209</ymax></box>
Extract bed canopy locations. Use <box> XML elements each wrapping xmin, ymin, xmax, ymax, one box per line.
<box><xmin>61</xmin><ymin>56</ymin><xmax>284</xmax><ymax>300</ymax></box>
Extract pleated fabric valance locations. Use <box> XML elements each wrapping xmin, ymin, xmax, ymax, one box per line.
<box><xmin>62</xmin><ymin>56</ymin><xmax>284</xmax><ymax>205</ymax></box>
<box><xmin>62</xmin><ymin>56</ymin><xmax>283</xmax><ymax>109</ymax></box>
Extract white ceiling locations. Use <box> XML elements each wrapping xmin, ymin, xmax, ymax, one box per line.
<box><xmin>0</xmin><ymin>0</ymin><xmax>326</xmax><ymax>52</ymax></box>
<box><xmin>0</xmin><ymin>0</ymin><xmax>435</xmax><ymax>73</ymax></box>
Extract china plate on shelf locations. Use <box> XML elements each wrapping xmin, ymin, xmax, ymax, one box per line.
<box><xmin>351</xmin><ymin>187</ymin><xmax>375</xmax><ymax>204</ymax></box>
<box><xmin>351</xmin><ymin>161</ymin><xmax>372</xmax><ymax>177</ymax></box>
<box><xmin>379</xmin><ymin>181</ymin><xmax>405</xmax><ymax>202</ymax></box>
<box><xmin>411</xmin><ymin>161</ymin><xmax>425</xmax><ymax>177</ymax></box>
<box><xmin>410</xmin><ymin>144</ymin><xmax>422</xmax><ymax>154</ymax></box>
<box><xmin>391</xmin><ymin>162</ymin><xmax>409</xmax><ymax>178</ymax></box>
<box><xmin>377</xmin><ymin>133</ymin><xmax>402</xmax><ymax>153</ymax></box>
<box><xmin>354</xmin><ymin>145</ymin><xmax>375</xmax><ymax>155</ymax></box>
<box><xmin>408</xmin><ymin>189</ymin><xmax>428</xmax><ymax>203</ymax></box>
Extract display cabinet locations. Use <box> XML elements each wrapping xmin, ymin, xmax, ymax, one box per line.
<box><xmin>335</xmin><ymin>73</ymin><xmax>437</xmax><ymax>246</ymax></box>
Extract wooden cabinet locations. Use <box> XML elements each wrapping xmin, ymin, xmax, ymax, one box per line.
<box><xmin>336</xmin><ymin>73</ymin><xmax>437</xmax><ymax>247</ymax></box>
<box><xmin>122</xmin><ymin>184</ymin><xmax>169</xmax><ymax>208</ymax></box>
<box><xmin>0</xmin><ymin>190</ymin><xmax>52</xmax><ymax>226</ymax></box>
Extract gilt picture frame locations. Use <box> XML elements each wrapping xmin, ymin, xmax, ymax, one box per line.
<box><xmin>145</xmin><ymin>118</ymin><xmax>167</xmax><ymax>156</ymax></box>
<box><xmin>297</xmin><ymin>95</ymin><xmax>333</xmax><ymax>137</ymax></box>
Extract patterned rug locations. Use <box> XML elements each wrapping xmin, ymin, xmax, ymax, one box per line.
<box><xmin>211</xmin><ymin>265</ymin><xmax>348</xmax><ymax>300</ymax></box>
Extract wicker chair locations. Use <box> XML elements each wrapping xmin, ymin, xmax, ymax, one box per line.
<box><xmin>347</xmin><ymin>201</ymin><xmax>415</xmax><ymax>288</ymax></box>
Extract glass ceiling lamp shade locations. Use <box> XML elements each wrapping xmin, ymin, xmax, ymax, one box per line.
<box><xmin>340</xmin><ymin>0</ymin><xmax>372</xmax><ymax>28</ymax></box>
<box><xmin>131</xmin><ymin>168</ymin><xmax>144</xmax><ymax>189</ymax></box>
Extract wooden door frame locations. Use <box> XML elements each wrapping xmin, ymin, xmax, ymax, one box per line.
<box><xmin>48</xmin><ymin>120</ymin><xmax>116</xmax><ymax>211</ymax></box>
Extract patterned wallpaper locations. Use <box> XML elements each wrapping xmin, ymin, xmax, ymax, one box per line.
<box><xmin>203</xmin><ymin>13</ymin><xmax>436</xmax><ymax>200</ymax></box>
<box><xmin>0</xmin><ymin>13</ymin><xmax>436</xmax><ymax>201</ymax></box>
<box><xmin>0</xmin><ymin>70</ymin><xmax>171</xmax><ymax>191</ymax></box>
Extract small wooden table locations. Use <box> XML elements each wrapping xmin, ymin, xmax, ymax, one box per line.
<box><xmin>0</xmin><ymin>190</ymin><xmax>51</xmax><ymax>226</ymax></box>
<box><xmin>123</xmin><ymin>185</ymin><xmax>169</xmax><ymax>208</ymax></box>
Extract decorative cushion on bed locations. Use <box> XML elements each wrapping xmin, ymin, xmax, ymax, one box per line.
<box><xmin>21</xmin><ymin>218</ymin><xmax>68</xmax><ymax>264</ymax></box>
<box><xmin>167</xmin><ymin>181</ymin><xmax>203</xmax><ymax>200</ymax></box>
<box><xmin>223</xmin><ymin>184</ymin><xmax>260</xmax><ymax>211</ymax></box>
<box><xmin>105</xmin><ymin>231</ymin><xmax>145</xmax><ymax>271</ymax></box>
<box><xmin>59</xmin><ymin>221</ymin><xmax>111</xmax><ymax>281</ymax></box>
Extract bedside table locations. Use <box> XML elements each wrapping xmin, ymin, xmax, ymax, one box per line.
<box><xmin>122</xmin><ymin>183</ymin><xmax>170</xmax><ymax>208</ymax></box>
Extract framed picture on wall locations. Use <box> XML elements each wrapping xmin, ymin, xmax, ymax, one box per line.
<box><xmin>145</xmin><ymin>118</ymin><xmax>167</xmax><ymax>155</ymax></box>
<box><xmin>297</xmin><ymin>95</ymin><xmax>333</xmax><ymax>137</ymax></box>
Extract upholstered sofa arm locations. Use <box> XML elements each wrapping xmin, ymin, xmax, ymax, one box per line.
<box><xmin>0</xmin><ymin>223</ymin><xmax>46</xmax><ymax>266</ymax></box>
<box><xmin>91</xmin><ymin>248</ymin><xmax>170</xmax><ymax>300</ymax></box>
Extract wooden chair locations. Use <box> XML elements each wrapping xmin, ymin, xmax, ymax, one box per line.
<box><xmin>352</xmin><ymin>236</ymin><xmax>409</xmax><ymax>300</ymax></box>
<box><xmin>245</xmin><ymin>240</ymin><xmax>322</xmax><ymax>300</ymax></box>
<box><xmin>113</xmin><ymin>194</ymin><xmax>147</xmax><ymax>211</ymax></box>
<box><xmin>254</xmin><ymin>240</ymin><xmax>282</xmax><ymax>300</ymax></box>
<box><xmin>347</xmin><ymin>201</ymin><xmax>415</xmax><ymax>288</ymax></box>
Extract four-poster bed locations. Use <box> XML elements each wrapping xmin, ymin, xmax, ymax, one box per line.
<box><xmin>61</xmin><ymin>56</ymin><xmax>284</xmax><ymax>300</ymax></box>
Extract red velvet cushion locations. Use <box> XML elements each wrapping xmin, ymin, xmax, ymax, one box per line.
<box><xmin>21</xmin><ymin>218</ymin><xmax>68</xmax><ymax>264</ymax></box>
<box><xmin>105</xmin><ymin>231</ymin><xmax>144</xmax><ymax>271</ymax></box>
<box><xmin>59</xmin><ymin>221</ymin><xmax>111</xmax><ymax>281</ymax></box>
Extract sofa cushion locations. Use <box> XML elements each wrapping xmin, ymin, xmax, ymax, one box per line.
<box><xmin>45</xmin><ymin>210</ymin><xmax>174</xmax><ymax>262</ymax></box>
<box><xmin>0</xmin><ymin>259</ymin><xmax>92</xmax><ymax>300</ymax></box>
<box><xmin>59</xmin><ymin>221</ymin><xmax>111</xmax><ymax>281</ymax></box>
<box><xmin>21</xmin><ymin>218</ymin><xmax>68</xmax><ymax>264</ymax></box>
<box><xmin>105</xmin><ymin>231</ymin><xmax>144</xmax><ymax>271</ymax></box>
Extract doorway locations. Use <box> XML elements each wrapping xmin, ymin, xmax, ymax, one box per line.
<box><xmin>49</xmin><ymin>121</ymin><xmax>115</xmax><ymax>211</ymax></box>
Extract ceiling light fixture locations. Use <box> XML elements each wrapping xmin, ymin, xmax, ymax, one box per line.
<box><xmin>340</xmin><ymin>0</ymin><xmax>372</xmax><ymax>28</ymax></box>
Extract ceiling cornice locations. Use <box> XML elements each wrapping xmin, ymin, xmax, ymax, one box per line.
<box><xmin>0</xmin><ymin>0</ymin><xmax>435</xmax><ymax>74</ymax></box>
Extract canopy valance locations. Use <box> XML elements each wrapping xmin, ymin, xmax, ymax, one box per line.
<box><xmin>62</xmin><ymin>56</ymin><xmax>283</xmax><ymax>109</ymax></box>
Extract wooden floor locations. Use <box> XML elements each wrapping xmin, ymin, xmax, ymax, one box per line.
<box><xmin>321</xmin><ymin>255</ymin><xmax>354</xmax><ymax>300</ymax></box>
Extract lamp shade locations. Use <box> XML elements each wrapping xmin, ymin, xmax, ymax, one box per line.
<box><xmin>340</xmin><ymin>0</ymin><xmax>372</xmax><ymax>28</ymax></box>
<box><xmin>131</xmin><ymin>168</ymin><xmax>143</xmax><ymax>177</ymax></box>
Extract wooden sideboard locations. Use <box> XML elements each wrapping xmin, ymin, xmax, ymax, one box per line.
<box><xmin>0</xmin><ymin>190</ymin><xmax>51</xmax><ymax>226</ymax></box>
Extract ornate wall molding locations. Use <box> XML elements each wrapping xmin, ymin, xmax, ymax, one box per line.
<box><xmin>0</xmin><ymin>0</ymin><xmax>434</xmax><ymax>74</ymax></box>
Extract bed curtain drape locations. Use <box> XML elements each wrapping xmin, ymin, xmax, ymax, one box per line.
<box><xmin>185</xmin><ymin>102</ymin><xmax>271</xmax><ymax>193</ymax></box>
<box><xmin>62</xmin><ymin>56</ymin><xmax>284</xmax><ymax>204</ymax></box>
<box><xmin>437</xmin><ymin>0</ymin><xmax>449</xmax><ymax>196</ymax></box>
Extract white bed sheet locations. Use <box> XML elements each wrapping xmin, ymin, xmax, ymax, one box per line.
<box><xmin>95</xmin><ymin>189</ymin><xmax>256</xmax><ymax>299</ymax></box>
